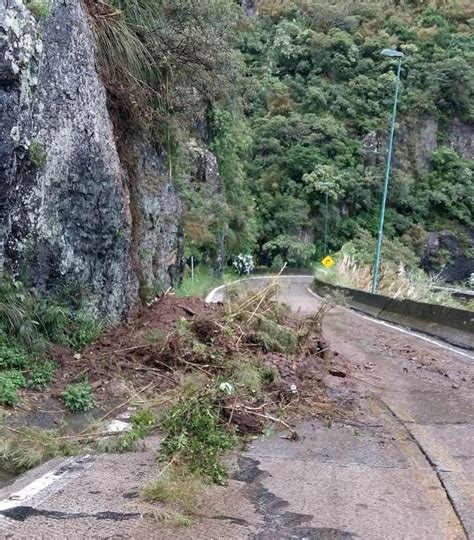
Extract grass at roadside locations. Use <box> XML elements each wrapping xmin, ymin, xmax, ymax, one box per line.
<box><xmin>315</xmin><ymin>254</ymin><xmax>471</xmax><ymax>311</ymax></box>
<box><xmin>176</xmin><ymin>265</ymin><xmax>236</xmax><ymax>298</ymax></box>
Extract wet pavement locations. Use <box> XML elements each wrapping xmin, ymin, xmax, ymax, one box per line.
<box><xmin>0</xmin><ymin>276</ymin><xmax>473</xmax><ymax>539</ymax></box>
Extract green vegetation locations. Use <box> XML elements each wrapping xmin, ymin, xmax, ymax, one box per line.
<box><xmin>29</xmin><ymin>140</ymin><xmax>47</xmax><ymax>167</ymax></box>
<box><xmin>0</xmin><ymin>371</ymin><xmax>25</xmax><ymax>406</ymax></box>
<box><xmin>237</xmin><ymin>0</ymin><xmax>473</xmax><ymax>268</ymax></box>
<box><xmin>142</xmin><ymin>468</ymin><xmax>204</xmax><ymax>517</ymax></box>
<box><xmin>26</xmin><ymin>0</ymin><xmax>50</xmax><ymax>19</ymax></box>
<box><xmin>63</xmin><ymin>381</ymin><xmax>96</xmax><ymax>413</ymax></box>
<box><xmin>160</xmin><ymin>394</ymin><xmax>237</xmax><ymax>484</ymax></box>
<box><xmin>0</xmin><ymin>426</ymin><xmax>78</xmax><ymax>473</ymax></box>
<box><xmin>27</xmin><ymin>361</ymin><xmax>55</xmax><ymax>390</ymax></box>
<box><xmin>0</xmin><ymin>277</ymin><xmax>102</xmax><ymax>409</ymax></box>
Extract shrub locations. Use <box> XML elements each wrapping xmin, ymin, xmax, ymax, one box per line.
<box><xmin>0</xmin><ymin>371</ymin><xmax>26</xmax><ymax>406</ymax></box>
<box><xmin>27</xmin><ymin>361</ymin><xmax>55</xmax><ymax>390</ymax></box>
<box><xmin>63</xmin><ymin>382</ymin><xmax>96</xmax><ymax>413</ymax></box>
<box><xmin>0</xmin><ymin>338</ymin><xmax>28</xmax><ymax>370</ymax></box>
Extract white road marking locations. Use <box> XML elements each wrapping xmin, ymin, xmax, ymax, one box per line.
<box><xmin>206</xmin><ymin>275</ymin><xmax>473</xmax><ymax>361</ymax></box>
<box><xmin>205</xmin><ymin>275</ymin><xmax>312</xmax><ymax>303</ymax></box>
<box><xmin>306</xmin><ymin>287</ymin><xmax>474</xmax><ymax>361</ymax></box>
<box><xmin>0</xmin><ymin>455</ymin><xmax>93</xmax><ymax>511</ymax></box>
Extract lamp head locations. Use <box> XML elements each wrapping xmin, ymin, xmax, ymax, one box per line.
<box><xmin>381</xmin><ymin>48</ymin><xmax>404</xmax><ymax>58</ymax></box>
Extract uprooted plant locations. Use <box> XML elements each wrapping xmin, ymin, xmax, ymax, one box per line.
<box><xmin>1</xmin><ymin>279</ymin><xmax>337</xmax><ymax>527</ymax></box>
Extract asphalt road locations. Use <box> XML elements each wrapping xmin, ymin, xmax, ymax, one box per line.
<box><xmin>0</xmin><ymin>276</ymin><xmax>473</xmax><ymax>539</ymax></box>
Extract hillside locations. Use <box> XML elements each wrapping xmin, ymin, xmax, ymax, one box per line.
<box><xmin>238</xmin><ymin>0</ymin><xmax>474</xmax><ymax>279</ymax></box>
<box><xmin>0</xmin><ymin>0</ymin><xmax>473</xmax><ymax>322</ymax></box>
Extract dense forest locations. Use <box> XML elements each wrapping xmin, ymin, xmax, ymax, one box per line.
<box><xmin>118</xmin><ymin>0</ymin><xmax>472</xmax><ymax>276</ymax></box>
<box><xmin>237</xmin><ymin>0</ymin><xmax>473</xmax><ymax>270</ymax></box>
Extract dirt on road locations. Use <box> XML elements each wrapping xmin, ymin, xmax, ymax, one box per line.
<box><xmin>1</xmin><ymin>277</ymin><xmax>473</xmax><ymax>539</ymax></box>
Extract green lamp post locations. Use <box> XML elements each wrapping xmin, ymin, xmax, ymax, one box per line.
<box><xmin>371</xmin><ymin>48</ymin><xmax>405</xmax><ymax>294</ymax></box>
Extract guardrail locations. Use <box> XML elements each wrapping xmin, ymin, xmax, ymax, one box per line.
<box><xmin>312</xmin><ymin>278</ymin><xmax>474</xmax><ymax>351</ymax></box>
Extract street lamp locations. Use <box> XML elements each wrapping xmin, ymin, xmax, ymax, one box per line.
<box><xmin>371</xmin><ymin>48</ymin><xmax>404</xmax><ymax>293</ymax></box>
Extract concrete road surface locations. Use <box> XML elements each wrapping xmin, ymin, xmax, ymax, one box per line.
<box><xmin>1</xmin><ymin>276</ymin><xmax>473</xmax><ymax>539</ymax></box>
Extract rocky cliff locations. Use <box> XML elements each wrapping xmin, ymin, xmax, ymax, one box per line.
<box><xmin>0</xmin><ymin>0</ymin><xmax>221</xmax><ymax>318</ymax></box>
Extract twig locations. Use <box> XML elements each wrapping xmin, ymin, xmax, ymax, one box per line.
<box><xmin>79</xmin><ymin>381</ymin><xmax>157</xmax><ymax>435</ymax></box>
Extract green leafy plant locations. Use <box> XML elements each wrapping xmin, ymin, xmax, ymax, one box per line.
<box><xmin>0</xmin><ymin>371</ymin><xmax>26</xmax><ymax>406</ymax></box>
<box><xmin>67</xmin><ymin>311</ymin><xmax>102</xmax><ymax>350</ymax></box>
<box><xmin>63</xmin><ymin>381</ymin><xmax>96</xmax><ymax>413</ymax></box>
<box><xmin>0</xmin><ymin>338</ymin><xmax>28</xmax><ymax>370</ymax></box>
<box><xmin>160</xmin><ymin>394</ymin><xmax>236</xmax><ymax>484</ymax></box>
<box><xmin>27</xmin><ymin>361</ymin><xmax>55</xmax><ymax>390</ymax></box>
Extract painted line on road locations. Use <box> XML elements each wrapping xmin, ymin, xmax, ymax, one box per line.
<box><xmin>0</xmin><ymin>455</ymin><xmax>95</xmax><ymax>512</ymax></box>
<box><xmin>205</xmin><ymin>275</ymin><xmax>312</xmax><ymax>303</ymax></box>
<box><xmin>306</xmin><ymin>287</ymin><xmax>474</xmax><ymax>361</ymax></box>
<box><xmin>207</xmin><ymin>276</ymin><xmax>473</xmax><ymax>360</ymax></box>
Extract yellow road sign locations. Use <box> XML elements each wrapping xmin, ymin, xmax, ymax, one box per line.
<box><xmin>321</xmin><ymin>255</ymin><xmax>334</xmax><ymax>268</ymax></box>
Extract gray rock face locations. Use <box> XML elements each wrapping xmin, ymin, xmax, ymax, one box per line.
<box><xmin>0</xmin><ymin>0</ymin><xmax>185</xmax><ymax>318</ymax></box>
<box><xmin>445</xmin><ymin>119</ymin><xmax>474</xmax><ymax>160</ymax></box>
<box><xmin>241</xmin><ymin>0</ymin><xmax>258</xmax><ymax>18</ymax></box>
<box><xmin>130</xmin><ymin>138</ymin><xmax>183</xmax><ymax>293</ymax></box>
<box><xmin>422</xmin><ymin>230</ymin><xmax>474</xmax><ymax>283</ymax></box>
<box><xmin>185</xmin><ymin>139</ymin><xmax>226</xmax><ymax>274</ymax></box>
<box><xmin>363</xmin><ymin>116</ymin><xmax>439</xmax><ymax>173</ymax></box>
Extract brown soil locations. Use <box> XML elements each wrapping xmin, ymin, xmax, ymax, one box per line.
<box><xmin>12</xmin><ymin>293</ymin><xmax>349</xmax><ymax>435</ymax></box>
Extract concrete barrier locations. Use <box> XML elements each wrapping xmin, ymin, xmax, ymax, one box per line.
<box><xmin>312</xmin><ymin>278</ymin><xmax>474</xmax><ymax>351</ymax></box>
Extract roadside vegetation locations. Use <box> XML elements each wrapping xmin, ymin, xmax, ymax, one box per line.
<box><xmin>314</xmin><ymin>231</ymin><xmax>473</xmax><ymax>310</ymax></box>
<box><xmin>0</xmin><ymin>277</ymin><xmax>101</xmax><ymax>407</ymax></box>
<box><xmin>0</xmin><ymin>279</ymin><xmax>338</xmax><ymax>526</ymax></box>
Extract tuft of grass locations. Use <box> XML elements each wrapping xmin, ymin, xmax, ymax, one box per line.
<box><xmin>146</xmin><ymin>330</ymin><xmax>167</xmax><ymax>348</ymax></box>
<box><xmin>160</xmin><ymin>394</ymin><xmax>236</xmax><ymax>484</ymax></box>
<box><xmin>63</xmin><ymin>381</ymin><xmax>96</xmax><ymax>413</ymax></box>
<box><xmin>0</xmin><ymin>427</ymin><xmax>77</xmax><ymax>473</ymax></box>
<box><xmin>249</xmin><ymin>317</ymin><xmax>299</xmax><ymax>354</ymax></box>
<box><xmin>144</xmin><ymin>509</ymin><xmax>194</xmax><ymax>527</ymax></box>
<box><xmin>226</xmin><ymin>358</ymin><xmax>263</xmax><ymax>395</ymax></box>
<box><xmin>26</xmin><ymin>0</ymin><xmax>50</xmax><ymax>18</ymax></box>
<box><xmin>66</xmin><ymin>310</ymin><xmax>102</xmax><ymax>351</ymax></box>
<box><xmin>142</xmin><ymin>467</ymin><xmax>204</xmax><ymax>516</ymax></box>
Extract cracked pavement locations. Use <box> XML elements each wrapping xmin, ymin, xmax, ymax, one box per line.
<box><xmin>0</xmin><ymin>276</ymin><xmax>472</xmax><ymax>539</ymax></box>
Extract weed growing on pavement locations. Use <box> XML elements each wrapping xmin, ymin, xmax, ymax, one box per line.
<box><xmin>142</xmin><ymin>467</ymin><xmax>205</xmax><ymax>515</ymax></box>
<box><xmin>0</xmin><ymin>426</ymin><xmax>78</xmax><ymax>473</ymax></box>
<box><xmin>144</xmin><ymin>509</ymin><xmax>194</xmax><ymax>527</ymax></box>
<box><xmin>63</xmin><ymin>381</ymin><xmax>96</xmax><ymax>413</ymax></box>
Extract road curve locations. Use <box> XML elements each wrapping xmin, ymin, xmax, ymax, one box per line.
<box><xmin>0</xmin><ymin>276</ymin><xmax>472</xmax><ymax>539</ymax></box>
<box><xmin>215</xmin><ymin>275</ymin><xmax>474</xmax><ymax>539</ymax></box>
